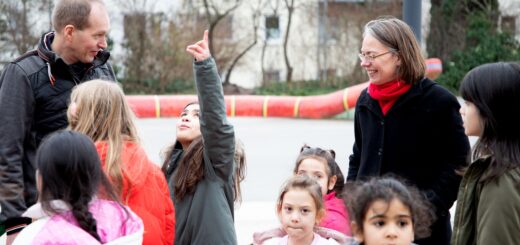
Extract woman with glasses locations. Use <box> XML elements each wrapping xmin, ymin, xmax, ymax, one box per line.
<box><xmin>347</xmin><ymin>16</ymin><xmax>470</xmax><ymax>245</ymax></box>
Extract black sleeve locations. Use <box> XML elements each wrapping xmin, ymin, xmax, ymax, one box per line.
<box><xmin>193</xmin><ymin>58</ymin><xmax>235</xmax><ymax>181</ymax></box>
<box><xmin>0</xmin><ymin>63</ymin><xmax>35</xmax><ymax>224</ymax></box>
<box><xmin>347</xmin><ymin>106</ymin><xmax>361</xmax><ymax>182</ymax></box>
<box><xmin>425</xmin><ymin>90</ymin><xmax>470</xmax><ymax>212</ymax></box>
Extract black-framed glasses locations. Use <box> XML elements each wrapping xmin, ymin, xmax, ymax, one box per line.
<box><xmin>358</xmin><ymin>50</ymin><xmax>394</xmax><ymax>62</ymax></box>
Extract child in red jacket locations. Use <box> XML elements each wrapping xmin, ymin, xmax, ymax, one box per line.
<box><xmin>68</xmin><ymin>80</ymin><xmax>175</xmax><ymax>245</ymax></box>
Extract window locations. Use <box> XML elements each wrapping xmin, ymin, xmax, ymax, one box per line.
<box><xmin>263</xmin><ymin>70</ymin><xmax>281</xmax><ymax>82</ymax></box>
<box><xmin>265</xmin><ymin>15</ymin><xmax>280</xmax><ymax>40</ymax></box>
<box><xmin>501</xmin><ymin>16</ymin><xmax>517</xmax><ymax>34</ymax></box>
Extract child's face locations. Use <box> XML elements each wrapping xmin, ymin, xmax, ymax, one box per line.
<box><xmin>296</xmin><ymin>158</ymin><xmax>336</xmax><ymax>195</ymax></box>
<box><xmin>176</xmin><ymin>104</ymin><xmax>201</xmax><ymax>147</ymax></box>
<box><xmin>356</xmin><ymin>198</ymin><xmax>414</xmax><ymax>245</ymax></box>
<box><xmin>278</xmin><ymin>188</ymin><xmax>319</xmax><ymax>243</ymax></box>
<box><xmin>459</xmin><ymin>101</ymin><xmax>482</xmax><ymax>136</ymax></box>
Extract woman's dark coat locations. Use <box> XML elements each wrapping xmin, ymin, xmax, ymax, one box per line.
<box><xmin>348</xmin><ymin>78</ymin><xmax>470</xmax><ymax>245</ymax></box>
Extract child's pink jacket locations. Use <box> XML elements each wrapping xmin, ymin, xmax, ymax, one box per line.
<box><xmin>260</xmin><ymin>232</ymin><xmax>340</xmax><ymax>245</ymax></box>
<box><xmin>13</xmin><ymin>199</ymin><xmax>143</xmax><ymax>245</ymax></box>
<box><xmin>320</xmin><ymin>191</ymin><xmax>351</xmax><ymax>235</ymax></box>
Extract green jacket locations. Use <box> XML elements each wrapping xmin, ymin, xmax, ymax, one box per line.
<box><xmin>452</xmin><ymin>156</ymin><xmax>520</xmax><ymax>245</ymax></box>
<box><xmin>169</xmin><ymin>58</ymin><xmax>236</xmax><ymax>245</ymax></box>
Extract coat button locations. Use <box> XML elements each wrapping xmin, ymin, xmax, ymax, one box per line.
<box><xmin>378</xmin><ymin>148</ymin><xmax>383</xmax><ymax>155</ymax></box>
<box><xmin>380</xmin><ymin>121</ymin><xmax>384</xmax><ymax>126</ymax></box>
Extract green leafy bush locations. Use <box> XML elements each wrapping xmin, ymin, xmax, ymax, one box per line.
<box><xmin>253</xmin><ymin>80</ymin><xmax>353</xmax><ymax>96</ymax></box>
<box><xmin>437</xmin><ymin>12</ymin><xmax>520</xmax><ymax>93</ymax></box>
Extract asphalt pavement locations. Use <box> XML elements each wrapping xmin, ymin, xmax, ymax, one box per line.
<box><xmin>135</xmin><ymin>117</ymin><xmax>354</xmax><ymax>244</ymax></box>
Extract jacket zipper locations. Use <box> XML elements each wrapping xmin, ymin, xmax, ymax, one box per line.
<box><xmin>453</xmin><ymin>175</ymin><xmax>470</xmax><ymax>244</ymax></box>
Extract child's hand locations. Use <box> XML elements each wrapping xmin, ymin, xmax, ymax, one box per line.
<box><xmin>186</xmin><ymin>30</ymin><xmax>211</xmax><ymax>61</ymax></box>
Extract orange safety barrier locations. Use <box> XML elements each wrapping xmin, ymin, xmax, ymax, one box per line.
<box><xmin>127</xmin><ymin>58</ymin><xmax>442</xmax><ymax>119</ymax></box>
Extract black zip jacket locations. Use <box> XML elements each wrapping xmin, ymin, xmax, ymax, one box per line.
<box><xmin>0</xmin><ymin>31</ymin><xmax>116</xmax><ymax>228</ymax></box>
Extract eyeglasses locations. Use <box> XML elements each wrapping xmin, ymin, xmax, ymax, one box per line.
<box><xmin>358</xmin><ymin>50</ymin><xmax>394</xmax><ymax>62</ymax></box>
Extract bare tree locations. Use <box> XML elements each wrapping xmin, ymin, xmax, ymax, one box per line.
<box><xmin>119</xmin><ymin>1</ymin><xmax>194</xmax><ymax>93</ymax></box>
<box><xmin>283</xmin><ymin>0</ymin><xmax>295</xmax><ymax>83</ymax></box>
<box><xmin>260</xmin><ymin>0</ymin><xmax>281</xmax><ymax>86</ymax></box>
<box><xmin>0</xmin><ymin>0</ymin><xmax>41</xmax><ymax>56</ymax></box>
<box><xmin>186</xmin><ymin>0</ymin><xmax>262</xmax><ymax>88</ymax></box>
<box><xmin>201</xmin><ymin>0</ymin><xmax>243</xmax><ymax>64</ymax></box>
<box><xmin>220</xmin><ymin>0</ymin><xmax>265</xmax><ymax>87</ymax></box>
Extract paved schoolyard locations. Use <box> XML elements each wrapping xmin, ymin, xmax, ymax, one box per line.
<box><xmin>1</xmin><ymin>116</ymin><xmax>473</xmax><ymax>244</ymax></box>
<box><xmin>136</xmin><ymin>117</ymin><xmax>354</xmax><ymax>244</ymax></box>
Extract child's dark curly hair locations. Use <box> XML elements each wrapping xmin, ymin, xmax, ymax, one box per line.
<box><xmin>343</xmin><ymin>176</ymin><xmax>435</xmax><ymax>239</ymax></box>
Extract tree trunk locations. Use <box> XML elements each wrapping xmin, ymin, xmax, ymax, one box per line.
<box><xmin>283</xmin><ymin>0</ymin><xmax>294</xmax><ymax>83</ymax></box>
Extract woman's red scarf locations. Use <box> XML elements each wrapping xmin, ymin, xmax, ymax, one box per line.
<box><xmin>368</xmin><ymin>79</ymin><xmax>411</xmax><ymax>115</ymax></box>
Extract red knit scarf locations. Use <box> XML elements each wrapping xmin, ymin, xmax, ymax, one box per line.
<box><xmin>368</xmin><ymin>79</ymin><xmax>411</xmax><ymax>115</ymax></box>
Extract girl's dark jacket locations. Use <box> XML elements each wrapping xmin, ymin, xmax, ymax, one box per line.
<box><xmin>348</xmin><ymin>78</ymin><xmax>470</xmax><ymax>244</ymax></box>
<box><xmin>0</xmin><ymin>32</ymin><xmax>115</xmax><ymax>228</ymax></box>
<box><xmin>452</xmin><ymin>156</ymin><xmax>520</xmax><ymax>245</ymax></box>
<box><xmin>167</xmin><ymin>58</ymin><xmax>237</xmax><ymax>245</ymax></box>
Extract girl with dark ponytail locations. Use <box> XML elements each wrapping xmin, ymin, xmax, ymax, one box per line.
<box><xmin>12</xmin><ymin>131</ymin><xmax>144</xmax><ymax>244</ymax></box>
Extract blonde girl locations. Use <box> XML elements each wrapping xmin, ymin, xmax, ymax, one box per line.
<box><xmin>68</xmin><ymin>80</ymin><xmax>174</xmax><ymax>245</ymax></box>
<box><xmin>261</xmin><ymin>175</ymin><xmax>340</xmax><ymax>245</ymax></box>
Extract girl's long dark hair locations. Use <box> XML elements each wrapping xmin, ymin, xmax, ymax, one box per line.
<box><xmin>36</xmin><ymin>130</ymin><xmax>125</xmax><ymax>242</ymax></box>
<box><xmin>460</xmin><ymin>62</ymin><xmax>520</xmax><ymax>183</ymax></box>
<box><xmin>173</xmin><ymin>136</ymin><xmax>205</xmax><ymax>201</ymax></box>
<box><xmin>164</xmin><ymin>101</ymin><xmax>246</xmax><ymax>202</ymax></box>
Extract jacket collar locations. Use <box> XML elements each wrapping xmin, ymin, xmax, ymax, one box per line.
<box><xmin>165</xmin><ymin>141</ymin><xmax>184</xmax><ymax>178</ymax></box>
<box><xmin>22</xmin><ymin>200</ymin><xmax>71</xmax><ymax>219</ymax></box>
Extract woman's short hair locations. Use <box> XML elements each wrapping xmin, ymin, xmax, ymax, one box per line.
<box><xmin>364</xmin><ymin>16</ymin><xmax>426</xmax><ymax>84</ymax></box>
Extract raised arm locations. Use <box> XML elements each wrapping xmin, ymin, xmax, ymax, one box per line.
<box><xmin>186</xmin><ymin>31</ymin><xmax>235</xmax><ymax>181</ymax></box>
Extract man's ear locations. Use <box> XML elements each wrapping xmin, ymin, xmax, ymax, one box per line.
<box><xmin>351</xmin><ymin>222</ymin><xmax>364</xmax><ymax>243</ymax></box>
<box><xmin>327</xmin><ymin>175</ymin><xmax>337</xmax><ymax>191</ymax></box>
<box><xmin>63</xmin><ymin>25</ymin><xmax>75</xmax><ymax>42</ymax></box>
